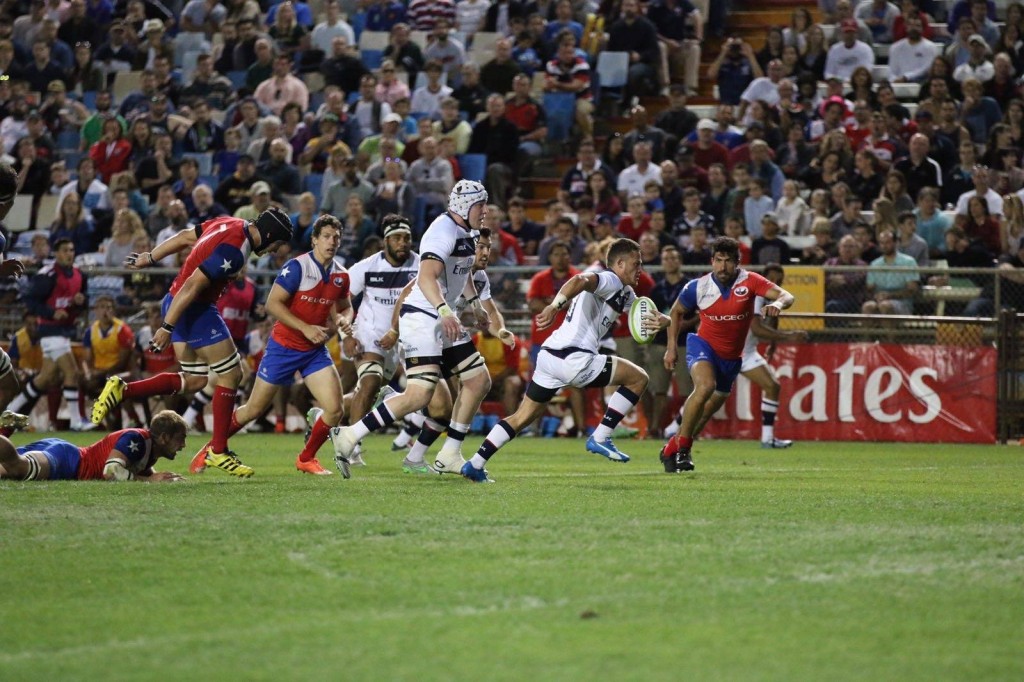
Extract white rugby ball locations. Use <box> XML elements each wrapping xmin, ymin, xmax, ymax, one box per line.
<box><xmin>629</xmin><ymin>296</ymin><xmax>657</xmax><ymax>345</ymax></box>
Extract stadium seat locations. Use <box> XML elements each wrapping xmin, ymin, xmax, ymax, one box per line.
<box><xmin>56</xmin><ymin>130</ymin><xmax>80</xmax><ymax>152</ymax></box>
<box><xmin>543</xmin><ymin>92</ymin><xmax>576</xmax><ymax>141</ymax></box>
<box><xmin>198</xmin><ymin>175</ymin><xmax>218</xmax><ymax>189</ymax></box>
<box><xmin>62</xmin><ymin>150</ymin><xmax>84</xmax><ymax>170</ymax></box>
<box><xmin>595</xmin><ymin>51</ymin><xmax>629</xmax><ymax>102</ymax></box>
<box><xmin>362</xmin><ymin>49</ymin><xmax>384</xmax><ymax>70</ymax></box>
<box><xmin>469</xmin><ymin>31</ymin><xmax>500</xmax><ymax>54</ymax></box>
<box><xmin>227</xmin><ymin>70</ymin><xmax>247</xmax><ymax>90</ymax></box>
<box><xmin>457</xmin><ymin>153</ymin><xmax>487</xmax><ymax>183</ymax></box>
<box><xmin>81</xmin><ymin>90</ymin><xmax>97</xmax><ymax>109</ymax></box>
<box><xmin>871</xmin><ymin>65</ymin><xmax>890</xmax><ymax>83</ymax></box>
<box><xmin>410</xmin><ymin>30</ymin><xmax>429</xmax><ymax>48</ymax></box>
<box><xmin>358</xmin><ymin>30</ymin><xmax>389</xmax><ymax>51</ymax></box>
<box><xmin>6</xmin><ymin>195</ymin><xmax>34</xmax><ymax>232</ymax></box>
<box><xmin>303</xmin><ymin>173</ymin><xmax>324</xmax><ymax>207</ymax></box>
<box><xmin>37</xmin><ymin>194</ymin><xmax>61</xmax><ymax>225</ymax></box>
<box><xmin>112</xmin><ymin>70</ymin><xmax>143</xmax><ymax>103</ymax></box>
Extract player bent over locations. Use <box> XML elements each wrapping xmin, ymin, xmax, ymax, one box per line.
<box><xmin>662</xmin><ymin>238</ymin><xmax>796</xmax><ymax>472</ymax></box>
<box><xmin>195</xmin><ymin>216</ymin><xmax>353</xmax><ymax>476</ymax></box>
<box><xmin>330</xmin><ymin>181</ymin><xmax>493</xmax><ymax>475</ymax></box>
<box><xmin>464</xmin><ymin>238</ymin><xmax>663</xmax><ymax>482</ymax></box>
<box><xmin>0</xmin><ymin>409</ymin><xmax>187</xmax><ymax>482</ymax></box>
<box><xmin>91</xmin><ymin>207</ymin><xmax>293</xmax><ymax>478</ymax></box>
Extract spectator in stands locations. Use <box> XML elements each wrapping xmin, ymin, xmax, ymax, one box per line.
<box><xmin>431</xmin><ymin>96</ymin><xmax>472</xmax><ymax>154</ymax></box>
<box><xmin>481</xmin><ymin>38</ymin><xmax>521</xmax><ymax>95</ymax></box>
<box><xmin>912</xmin><ymin>108</ymin><xmax>956</xmax><ymax>170</ymax></box>
<box><xmin>889</xmin><ymin>15</ymin><xmax>938</xmax><ymax>83</ymax></box>
<box><xmin>655</xmin><ymin>86</ymin><xmax>698</xmax><ymax>159</ymax></box>
<box><xmin>602</xmin><ymin>131</ymin><xmax>628</xmax><ymax>175</ymax></box>
<box><xmin>382</xmin><ymin>24</ymin><xmax>423</xmax><ymax>88</ymax></box>
<box><xmin>503</xmin><ymin>73</ymin><xmax>546</xmax><ymax>173</ymax></box>
<box><xmin>830</xmin><ymin>194</ymin><xmax>866</xmax><ymax>240</ymax></box>
<box><xmin>707</xmin><ymin>38</ymin><xmax>760</xmax><ymax>107</ymax></box>
<box><xmin>59</xmin><ymin>156</ymin><xmax>109</xmax><ymax>222</ymax></box>
<box><xmin>411</xmin><ymin>60</ymin><xmax>453</xmax><ymax>117</ymax></box>
<box><xmin>298</xmin><ymin>113</ymin><xmax>350</xmax><ymax>173</ymax></box>
<box><xmin>897</xmin><ymin>209</ymin><xmax>931</xmax><ymax>266</ymax></box>
<box><xmin>245</xmin><ymin>38</ymin><xmax>275</xmax><ymax>92</ymax></box>
<box><xmin>748</xmin><ymin>139</ymin><xmax>785</xmax><ymax>202</ymax></box>
<box><xmin>966</xmin><ymin>0</ymin><xmax>1000</xmax><ymax>45</ymax></box>
<box><xmin>310</xmin><ymin>0</ymin><xmax>354</xmax><ymax>55</ymax></box>
<box><xmin>321</xmin><ymin>155</ymin><xmax>374</xmax><ymax>219</ymax></box>
<box><xmin>468</xmin><ymin>93</ymin><xmax>520</xmax><ymax>205</ymax></box>
<box><xmin>878</xmin><ymin>168</ymin><xmax>913</xmax><ymax>214</ymax></box>
<box><xmin>606</xmin><ymin>0</ymin><xmax>660</xmax><ymax>100</ymax></box>
<box><xmin>688</xmin><ymin>118</ymin><xmax>729</xmax><ymax>171</ymax></box>
<box><xmin>914</xmin><ymin>186</ymin><xmax>951</xmax><ymax>256</ymax></box>
<box><xmin>673</xmin><ymin>146</ymin><xmax>708</xmax><ymax>196</ymax></box>
<box><xmin>862</xmin><ymin>228</ymin><xmax>920</xmax><ymax>314</ymax></box>
<box><xmin>698</xmin><ymin>162</ymin><xmax>729</xmax><ymax>227</ymax></box>
<box><xmin>172</xmin><ymin>157</ymin><xmax>205</xmax><ymax>213</ymax></box>
<box><xmin>739</xmin><ymin>59</ymin><xmax>784</xmax><ymax>124</ymax></box>
<box><xmin>955</xmin><ymin>163</ymin><xmax>1003</xmax><ymax>216</ymax></box>
<box><xmin>352</xmin><ymin>75</ymin><xmax>391</xmax><ymax>143</ymax></box>
<box><xmin>933</xmin><ymin>225</ymin><xmax>997</xmax><ymax>316</ymax></box>
<box><xmin>943</xmin><ymin>139</ymin><xmax>977</xmax><ymax>206</ymax></box>
<box><xmin>658</xmin><ymin>159</ymin><xmax>685</xmax><ymax>226</ymax></box>
<box><xmin>963</xmin><ymin>194</ymin><xmax>1002</xmax><ymax>255</ymax></box>
<box><xmin>854</xmin><ymin>0</ymin><xmax>899</xmax><ymax>44</ymax></box>
<box><xmin>622</xmin><ymin>105</ymin><xmax>666</xmax><ymax>164</ymax></box>
<box><xmin>145</xmin><ymin>184</ymin><xmax>174</xmax><ymax>237</ymax></box>
<box><xmin>190</xmin><ymin>184</ymin><xmax>228</xmax><ymax>224</ymax></box>
<box><xmin>801</xmin><ymin>218</ymin><xmax>837</xmax><ymax>264</ymax></box>
<box><xmin>268</xmin><ymin>2</ymin><xmax>311</xmax><ymax>61</ymax></box>
<box><xmin>320</xmin><ymin>37</ymin><xmax>367</xmax><ymax>95</ymax></box>
<box><xmin>22</xmin><ymin>39</ymin><xmax>65</xmax><ymax>95</ymax></box>
<box><xmin>511</xmin><ymin>27</ymin><xmax>543</xmax><ymax>77</ymax></box>
<box><xmin>848</xmin><ymin>148</ymin><xmax>884</xmax><ymax>205</ymax></box>
<box><xmin>181</xmin><ymin>54</ymin><xmax>234</xmax><ymax>112</ymax></box>
<box><xmin>946</xmin><ymin>17</ymin><xmax>979</xmax><ymax>68</ymax></box>
<box><xmin>483</xmin><ymin>0</ymin><xmax>525</xmax><ymax>34</ymax></box>
<box><xmin>617</xmin><ymin>140</ymin><xmax>661</xmax><ymax>201</ymax></box>
<box><xmin>542</xmin><ymin>0</ymin><xmax>582</xmax><ymax>51</ymax></box>
<box><xmin>452</xmin><ymin>61</ymin><xmax>490</xmax><ymax>120</ymax></box>
<box><xmin>375</xmin><ymin>61</ymin><xmax>411</xmax><ymax>108</ymax></box>
<box><xmin>616</xmin><ymin>193</ymin><xmax>650</xmax><ymax>240</ymax></box>
<box><xmin>233</xmin><ymin>179</ymin><xmax>273</xmax><ymax>221</ymax></box>
<box><xmin>135</xmin><ymin>132</ymin><xmax>179</xmax><ymax>202</ymax></box>
<box><xmin>743</xmin><ymin>179</ymin><xmax>775</xmax><ymax>239</ymax></box>
<box><xmin>59</xmin><ymin>0</ymin><xmax>97</xmax><ymax>46</ymax></box>
<box><xmin>358</xmin><ymin>114</ymin><xmax>406</xmax><ymax>163</ymax></box>
<box><xmin>258</xmin><ymin>138</ymin><xmax>301</xmax><ymax>196</ymax></box>
<box><xmin>366</xmin><ymin>0</ymin><xmax>407</xmax><ymax>32</ymax></box>
<box><xmin>894</xmin><ymin>133</ymin><xmax>943</xmax><ymax>201</ymax></box>
<box><xmin>824</xmin><ymin>234</ymin><xmax>868</xmax><ymax>314</ymax></box>
<box><xmin>254</xmin><ymin>53</ymin><xmax>309</xmax><ymax>117</ymax></box>
<box><xmin>954</xmin><ymin>34</ymin><xmax>995</xmax><ymax>84</ymax></box>
<box><xmin>49</xmin><ymin>190</ymin><xmax>97</xmax><ymax>253</ymax></box>
<box><xmin>503</xmin><ymin>197</ymin><xmax>544</xmax><ymax>254</ymax></box>
<box><xmin>37</xmin><ymin>19</ymin><xmax>71</xmax><ymax>72</ymax></box>
<box><xmin>825</xmin><ymin>19</ymin><xmax>874</xmax><ymax>81</ymax></box>
<box><xmin>134</xmin><ymin>19</ymin><xmax>173</xmax><ymax>71</ymax></box>
<box><xmin>408</xmin><ymin>0</ymin><xmax>456</xmax><ymax>32</ymax></box>
<box><xmin>182</xmin><ymin>102</ymin><xmax>225</xmax><ymax>156</ymax></box>
<box><xmin>673</xmin><ymin>186</ymin><xmax>713</xmax><ymax>244</ymax></box>
<box><xmin>88</xmin><ymin>116</ymin><xmax>132</xmax><ymax>183</ymax></box>
<box><xmin>984</xmin><ymin>53</ymin><xmax>1022</xmax><ymax>110</ymax></box>
<box><xmin>214</xmin><ymin>153</ymin><xmax>260</xmax><ymax>213</ymax></box>
<box><xmin>423</xmin><ymin>18</ymin><xmax>466</xmax><ymax>79</ymax></box>
<box><xmin>367</xmin><ymin>157</ymin><xmax>415</xmax><ymax>220</ymax></box>
<box><xmin>648</xmin><ymin>0</ymin><xmax>701</xmax><ymax>97</ymax></box>
<box><xmin>774</xmin><ymin>179</ymin><xmax>809</xmax><ymax>235</ymax></box>
<box><xmin>537</xmin><ymin>215</ymin><xmax>587</xmax><ymax>264</ymax></box>
<box><xmin>586</xmin><ymin>171</ymin><xmax>621</xmax><ymax>219</ymax></box>
<box><xmin>407</xmin><ymin>135</ymin><xmax>455</xmax><ymax>206</ymax></box>
<box><xmin>245</xmin><ymin>116</ymin><xmax>282</xmax><ymax>165</ymax></box>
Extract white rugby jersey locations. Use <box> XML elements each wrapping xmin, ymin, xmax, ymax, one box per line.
<box><xmin>404</xmin><ymin>213</ymin><xmax>477</xmax><ymax>312</ymax></box>
<box><xmin>543</xmin><ymin>270</ymin><xmax>635</xmax><ymax>354</ymax></box>
<box><xmin>348</xmin><ymin>250</ymin><xmax>420</xmax><ymax>333</ymax></box>
<box><xmin>455</xmin><ymin>269</ymin><xmax>492</xmax><ymax>315</ymax></box>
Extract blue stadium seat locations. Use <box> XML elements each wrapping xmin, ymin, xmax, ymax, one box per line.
<box><xmin>303</xmin><ymin>173</ymin><xmax>324</xmax><ymax>207</ymax></box>
<box><xmin>457</xmin><ymin>154</ymin><xmax>487</xmax><ymax>183</ymax></box>
<box><xmin>361</xmin><ymin>49</ymin><xmax>383</xmax><ymax>69</ymax></box>
<box><xmin>543</xmin><ymin>93</ymin><xmax>576</xmax><ymax>141</ymax></box>
<box><xmin>595</xmin><ymin>51</ymin><xmax>629</xmax><ymax>103</ymax></box>
<box><xmin>81</xmin><ymin>90</ymin><xmax>97</xmax><ymax>109</ymax></box>
<box><xmin>227</xmin><ymin>70</ymin><xmax>247</xmax><ymax>90</ymax></box>
<box><xmin>56</xmin><ymin>129</ymin><xmax>80</xmax><ymax>152</ymax></box>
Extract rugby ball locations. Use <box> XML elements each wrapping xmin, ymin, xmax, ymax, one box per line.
<box><xmin>629</xmin><ymin>296</ymin><xmax>657</xmax><ymax>345</ymax></box>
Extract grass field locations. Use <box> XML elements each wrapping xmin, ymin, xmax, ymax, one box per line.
<box><xmin>1</xmin><ymin>432</ymin><xmax>1021</xmax><ymax>681</ymax></box>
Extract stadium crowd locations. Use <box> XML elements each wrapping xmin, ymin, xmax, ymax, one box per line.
<box><xmin>0</xmin><ymin>0</ymin><xmax>1023</xmax><ymax>442</ymax></box>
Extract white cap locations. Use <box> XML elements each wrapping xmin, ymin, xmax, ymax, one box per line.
<box><xmin>447</xmin><ymin>180</ymin><xmax>488</xmax><ymax>220</ymax></box>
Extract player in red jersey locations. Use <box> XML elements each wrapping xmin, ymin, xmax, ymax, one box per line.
<box><xmin>660</xmin><ymin>237</ymin><xmax>795</xmax><ymax>472</ymax></box>
<box><xmin>90</xmin><ymin>208</ymin><xmax>293</xmax><ymax>478</ymax></box>
<box><xmin>192</xmin><ymin>215</ymin><xmax>353</xmax><ymax>476</ymax></box>
<box><xmin>0</xmin><ymin>409</ymin><xmax>187</xmax><ymax>482</ymax></box>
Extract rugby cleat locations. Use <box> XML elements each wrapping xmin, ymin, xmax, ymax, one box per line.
<box><xmin>585</xmin><ymin>436</ymin><xmax>631</xmax><ymax>462</ymax></box>
<box><xmin>402</xmin><ymin>456</ymin><xmax>436</xmax><ymax>474</ymax></box>
<box><xmin>334</xmin><ymin>452</ymin><xmax>351</xmax><ymax>479</ymax></box>
<box><xmin>460</xmin><ymin>461</ymin><xmax>492</xmax><ymax>483</ymax></box>
<box><xmin>433</xmin><ymin>448</ymin><xmax>467</xmax><ymax>475</ymax></box>
<box><xmin>91</xmin><ymin>376</ymin><xmax>127</xmax><ymax>424</ymax></box>
<box><xmin>660</xmin><ymin>442</ymin><xmax>694</xmax><ymax>473</ymax></box>
<box><xmin>350</xmin><ymin>446</ymin><xmax>366</xmax><ymax>467</ymax></box>
<box><xmin>189</xmin><ymin>444</ymin><xmax>210</xmax><ymax>474</ymax></box>
<box><xmin>296</xmin><ymin>456</ymin><xmax>333</xmax><ymax>476</ymax></box>
<box><xmin>204</xmin><ymin>450</ymin><xmax>254</xmax><ymax>478</ymax></box>
<box><xmin>0</xmin><ymin>410</ymin><xmax>29</xmax><ymax>432</ymax></box>
<box><xmin>70</xmin><ymin>421</ymin><xmax>98</xmax><ymax>432</ymax></box>
<box><xmin>761</xmin><ymin>438</ymin><xmax>793</xmax><ymax>449</ymax></box>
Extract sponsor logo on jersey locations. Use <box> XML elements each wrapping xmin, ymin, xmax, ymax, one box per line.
<box><xmin>734</xmin><ymin>286</ymin><xmax>749</xmax><ymax>298</ymax></box>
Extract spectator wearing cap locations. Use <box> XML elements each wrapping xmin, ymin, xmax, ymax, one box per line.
<box><xmin>889</xmin><ymin>15</ymin><xmax>937</xmax><ymax>83</ymax></box>
<box><xmin>410</xmin><ymin>60</ymin><xmax>453</xmax><ymax>118</ymax></box>
<box><xmin>751</xmin><ymin>213</ymin><xmax>791</xmax><ymax>265</ymax></box>
<box><xmin>93</xmin><ymin>19</ymin><xmax>136</xmax><ymax>74</ymax></box>
<box><xmin>687</xmin><ymin>118</ymin><xmax>730</xmax><ymax>172</ymax></box>
<box><xmin>825</xmin><ymin>19</ymin><xmax>874</xmax><ymax>81</ymax></box>
<box><xmin>258</xmin><ymin>138</ymin><xmax>301</xmax><ymax>195</ymax></box>
<box><xmin>298</xmin><ymin>113</ymin><xmax>352</xmax><ymax>174</ymax></box>
<box><xmin>321</xmin><ymin>155</ymin><xmax>373</xmax><ymax>219</ymax></box>
<box><xmin>214</xmin><ymin>153</ymin><xmax>263</xmax><ymax>213</ymax></box>
<box><xmin>23</xmin><ymin>39</ymin><xmax>66</xmax><ymax>94</ymax></box>
<box><xmin>39</xmin><ymin>80</ymin><xmax>88</xmax><ymax>137</ymax></box>
<box><xmin>357</xmin><ymin>114</ymin><xmax>406</xmax><ymax>164</ymax></box>
<box><xmin>234</xmin><ymin>179</ymin><xmax>274</xmax><ymax>221</ymax></box>
<box><xmin>134</xmin><ymin>18</ymin><xmax>173</xmax><ymax>71</ymax></box>
<box><xmin>954</xmin><ymin>34</ymin><xmax>996</xmax><ymax>84</ymax></box>
<box><xmin>254</xmin><ymin>53</ymin><xmax>309</xmax><ymax>117</ymax></box>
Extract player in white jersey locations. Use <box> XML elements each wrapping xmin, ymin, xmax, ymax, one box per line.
<box><xmin>463</xmin><ymin>238</ymin><xmax>667</xmax><ymax>482</ymax></box>
<box><xmin>330</xmin><ymin>181</ymin><xmax>493</xmax><ymax>475</ymax></box>
<box><xmin>338</xmin><ymin>214</ymin><xmax>420</xmax><ymax>463</ymax></box>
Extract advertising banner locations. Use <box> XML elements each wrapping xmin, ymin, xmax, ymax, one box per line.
<box><xmin>702</xmin><ymin>342</ymin><xmax>997</xmax><ymax>444</ymax></box>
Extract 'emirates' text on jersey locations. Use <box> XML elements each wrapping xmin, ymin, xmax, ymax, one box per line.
<box><xmin>348</xmin><ymin>251</ymin><xmax>420</xmax><ymax>332</ymax></box>
<box><xmin>544</xmin><ymin>271</ymin><xmax>635</xmax><ymax>354</ymax></box>
<box><xmin>404</xmin><ymin>213</ymin><xmax>476</xmax><ymax>312</ymax></box>
<box><xmin>271</xmin><ymin>252</ymin><xmax>351</xmax><ymax>351</ymax></box>
<box><xmin>678</xmin><ymin>269</ymin><xmax>775</xmax><ymax>360</ymax></box>
<box><xmin>169</xmin><ymin>217</ymin><xmax>254</xmax><ymax>304</ymax></box>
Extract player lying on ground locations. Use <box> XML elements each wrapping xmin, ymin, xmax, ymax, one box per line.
<box><xmin>0</xmin><ymin>409</ymin><xmax>187</xmax><ymax>482</ymax></box>
<box><xmin>91</xmin><ymin>207</ymin><xmax>293</xmax><ymax>478</ymax></box>
<box><xmin>662</xmin><ymin>238</ymin><xmax>796</xmax><ymax>473</ymax></box>
<box><xmin>190</xmin><ymin>216</ymin><xmax>353</xmax><ymax>477</ymax></box>
<box><xmin>463</xmin><ymin>238</ymin><xmax>666</xmax><ymax>482</ymax></box>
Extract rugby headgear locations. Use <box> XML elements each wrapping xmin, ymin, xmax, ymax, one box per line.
<box><xmin>252</xmin><ymin>206</ymin><xmax>293</xmax><ymax>253</ymax></box>
<box><xmin>448</xmin><ymin>180</ymin><xmax>488</xmax><ymax>221</ymax></box>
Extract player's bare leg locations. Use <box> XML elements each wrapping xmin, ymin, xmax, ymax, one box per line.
<box><xmin>350</xmin><ymin>353</ymin><xmax>386</xmax><ymax>431</ymax></box>
<box><xmin>187</xmin><ymin>339</ymin><xmax>250</xmax><ymax>477</ymax></box>
<box><xmin>401</xmin><ymin>380</ymin><xmax>453</xmax><ymax>474</ymax></box>
<box><xmin>54</xmin><ymin>351</ymin><xmax>92</xmax><ymax>431</ymax></box>
<box><xmin>466</xmin><ymin>394</ymin><xmax>550</xmax><ymax>482</ymax></box>
<box><xmin>296</xmin><ymin>366</ymin><xmax>344</xmax><ymax>476</ymax></box>
<box><xmin>585</xmin><ymin>357</ymin><xmax>648</xmax><ymax>463</ymax></box>
<box><xmin>743</xmin><ymin>364</ymin><xmax>791</xmax><ymax>449</ymax></box>
<box><xmin>433</xmin><ymin>359</ymin><xmax>490</xmax><ymax>474</ymax></box>
<box><xmin>0</xmin><ymin>441</ymin><xmax>50</xmax><ymax>480</ymax></box>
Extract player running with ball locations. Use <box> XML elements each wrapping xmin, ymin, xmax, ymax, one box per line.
<box><xmin>463</xmin><ymin>238</ymin><xmax>665</xmax><ymax>482</ymax></box>
<box><xmin>91</xmin><ymin>207</ymin><xmax>293</xmax><ymax>478</ymax></box>
<box><xmin>661</xmin><ymin>237</ymin><xmax>796</xmax><ymax>473</ymax></box>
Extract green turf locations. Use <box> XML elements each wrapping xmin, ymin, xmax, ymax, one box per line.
<box><xmin>1</xmin><ymin>433</ymin><xmax>1021</xmax><ymax>681</ymax></box>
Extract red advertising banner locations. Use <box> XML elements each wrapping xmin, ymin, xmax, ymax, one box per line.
<box><xmin>701</xmin><ymin>343</ymin><xmax>997</xmax><ymax>444</ymax></box>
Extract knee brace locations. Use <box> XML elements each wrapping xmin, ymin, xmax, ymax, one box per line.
<box><xmin>357</xmin><ymin>360</ymin><xmax>385</xmax><ymax>384</ymax></box>
<box><xmin>210</xmin><ymin>352</ymin><xmax>241</xmax><ymax>376</ymax></box>
<box><xmin>0</xmin><ymin>350</ymin><xmax>12</xmax><ymax>379</ymax></box>
<box><xmin>180</xmin><ymin>361</ymin><xmax>210</xmax><ymax>377</ymax></box>
<box><xmin>23</xmin><ymin>454</ymin><xmax>41</xmax><ymax>481</ymax></box>
<box><xmin>449</xmin><ymin>351</ymin><xmax>488</xmax><ymax>381</ymax></box>
<box><xmin>406</xmin><ymin>366</ymin><xmax>442</xmax><ymax>392</ymax></box>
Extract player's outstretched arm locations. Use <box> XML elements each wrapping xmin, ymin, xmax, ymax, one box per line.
<box><xmin>761</xmin><ymin>285</ymin><xmax>795</xmax><ymax>318</ymax></box>
<box><xmin>481</xmin><ymin>298</ymin><xmax>515</xmax><ymax>347</ymax></box>
<box><xmin>126</xmin><ymin>226</ymin><xmax>200</xmax><ymax>269</ymax></box>
<box><xmin>536</xmin><ymin>272</ymin><xmax>597</xmax><ymax>330</ymax></box>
